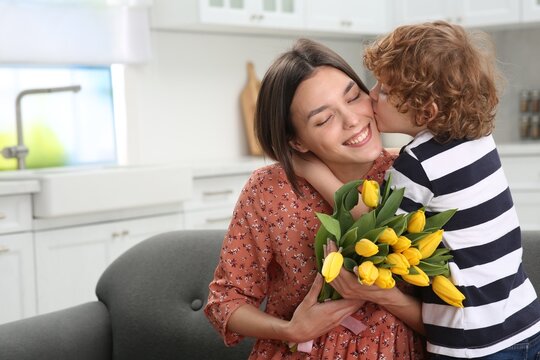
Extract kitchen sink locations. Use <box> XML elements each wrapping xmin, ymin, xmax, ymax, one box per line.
<box><xmin>0</xmin><ymin>164</ymin><xmax>193</xmax><ymax>218</ymax></box>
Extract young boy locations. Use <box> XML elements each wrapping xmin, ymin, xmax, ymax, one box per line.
<box><xmin>298</xmin><ymin>21</ymin><xmax>540</xmax><ymax>358</ymax></box>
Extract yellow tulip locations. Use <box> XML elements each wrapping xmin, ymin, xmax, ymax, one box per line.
<box><xmin>392</xmin><ymin>235</ymin><xmax>411</xmax><ymax>253</ymax></box>
<box><xmin>386</xmin><ymin>252</ymin><xmax>410</xmax><ymax>275</ymax></box>
<box><xmin>378</xmin><ymin>228</ymin><xmax>399</xmax><ymax>246</ymax></box>
<box><xmin>402</xmin><ymin>265</ymin><xmax>430</xmax><ymax>287</ymax></box>
<box><xmin>321</xmin><ymin>251</ymin><xmax>343</xmax><ymax>283</ymax></box>
<box><xmin>355</xmin><ymin>239</ymin><xmax>379</xmax><ymax>257</ymax></box>
<box><xmin>357</xmin><ymin>261</ymin><xmax>379</xmax><ymax>286</ymax></box>
<box><xmin>361</xmin><ymin>180</ymin><xmax>379</xmax><ymax>208</ymax></box>
<box><xmin>374</xmin><ymin>268</ymin><xmax>395</xmax><ymax>289</ymax></box>
<box><xmin>402</xmin><ymin>247</ymin><xmax>422</xmax><ymax>266</ymax></box>
<box><xmin>417</xmin><ymin>229</ymin><xmax>444</xmax><ymax>259</ymax></box>
<box><xmin>407</xmin><ymin>209</ymin><xmax>426</xmax><ymax>233</ymax></box>
<box><xmin>432</xmin><ymin>275</ymin><xmax>466</xmax><ymax>308</ymax></box>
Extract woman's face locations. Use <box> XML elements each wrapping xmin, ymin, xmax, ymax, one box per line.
<box><xmin>290</xmin><ymin>66</ymin><xmax>383</xmax><ymax>173</ymax></box>
<box><xmin>370</xmin><ymin>81</ymin><xmax>418</xmax><ymax>136</ymax></box>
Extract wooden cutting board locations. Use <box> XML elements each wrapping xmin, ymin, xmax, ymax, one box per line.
<box><xmin>240</xmin><ymin>62</ymin><xmax>263</xmax><ymax>156</ymax></box>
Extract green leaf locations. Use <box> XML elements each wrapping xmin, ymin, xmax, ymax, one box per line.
<box><xmin>331</xmin><ymin>289</ymin><xmax>343</xmax><ymax>300</ymax></box>
<box><xmin>333</xmin><ymin>180</ymin><xmax>362</xmax><ymax>216</ymax></box>
<box><xmin>343</xmin><ymin>186</ymin><xmax>360</xmax><ymax>212</ymax></box>
<box><xmin>424</xmin><ymin>209</ymin><xmax>458</xmax><ymax>231</ymax></box>
<box><xmin>351</xmin><ymin>210</ymin><xmax>376</xmax><ymax>237</ymax></box>
<box><xmin>342</xmin><ymin>244</ymin><xmax>356</xmax><ymax>257</ymax></box>
<box><xmin>318</xmin><ymin>282</ymin><xmax>333</xmax><ymax>302</ymax></box>
<box><xmin>381</xmin><ymin>173</ymin><xmax>393</xmax><ymax>205</ymax></box>
<box><xmin>336</xmin><ymin>208</ymin><xmax>354</xmax><ymax>239</ymax></box>
<box><xmin>343</xmin><ymin>257</ymin><xmax>358</xmax><ymax>272</ymax></box>
<box><xmin>408</xmin><ymin>266</ymin><xmax>419</xmax><ymax>275</ymax></box>
<box><xmin>314</xmin><ymin>226</ymin><xmax>329</xmax><ymax>272</ymax></box>
<box><xmin>376</xmin><ymin>187</ymin><xmax>405</xmax><ymax>226</ymax></box>
<box><xmin>340</xmin><ymin>227</ymin><xmax>358</xmax><ymax>249</ymax></box>
<box><xmin>365</xmin><ymin>255</ymin><xmax>386</xmax><ymax>264</ymax></box>
<box><xmin>379</xmin><ymin>213</ymin><xmax>405</xmax><ymax>227</ymax></box>
<box><xmin>316</xmin><ymin>213</ymin><xmax>341</xmax><ymax>241</ymax></box>
<box><xmin>377</xmin><ymin>263</ymin><xmax>394</xmax><ymax>269</ymax></box>
<box><xmin>408</xmin><ymin>232</ymin><xmax>430</xmax><ymax>245</ymax></box>
<box><xmin>418</xmin><ymin>261</ymin><xmax>450</xmax><ymax>277</ymax></box>
<box><xmin>377</xmin><ymin>243</ymin><xmax>390</xmax><ymax>257</ymax></box>
<box><xmin>361</xmin><ymin>227</ymin><xmax>387</xmax><ymax>243</ymax></box>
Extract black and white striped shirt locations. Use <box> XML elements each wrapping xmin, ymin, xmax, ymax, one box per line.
<box><xmin>390</xmin><ymin>130</ymin><xmax>540</xmax><ymax>358</ymax></box>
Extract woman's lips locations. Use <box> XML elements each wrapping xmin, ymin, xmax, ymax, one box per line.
<box><xmin>343</xmin><ymin>124</ymin><xmax>372</xmax><ymax>147</ymax></box>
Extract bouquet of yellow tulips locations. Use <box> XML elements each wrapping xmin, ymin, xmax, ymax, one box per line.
<box><xmin>315</xmin><ymin>176</ymin><xmax>466</xmax><ymax>308</ymax></box>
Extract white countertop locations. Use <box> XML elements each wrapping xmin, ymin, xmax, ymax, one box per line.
<box><xmin>189</xmin><ymin>156</ymin><xmax>274</xmax><ymax>177</ymax></box>
<box><xmin>0</xmin><ymin>180</ymin><xmax>40</xmax><ymax>196</ymax></box>
<box><xmin>498</xmin><ymin>142</ymin><xmax>540</xmax><ymax>155</ymax></box>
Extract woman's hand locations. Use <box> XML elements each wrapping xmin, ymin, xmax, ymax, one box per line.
<box><xmin>323</xmin><ymin>240</ymin><xmax>425</xmax><ymax>335</ymax></box>
<box><xmin>285</xmin><ymin>274</ymin><xmax>363</xmax><ymax>343</ymax></box>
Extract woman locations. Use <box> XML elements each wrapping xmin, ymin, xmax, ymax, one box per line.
<box><xmin>204</xmin><ymin>38</ymin><xmax>425</xmax><ymax>359</ymax></box>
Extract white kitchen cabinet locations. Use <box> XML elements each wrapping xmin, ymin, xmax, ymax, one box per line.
<box><xmin>183</xmin><ymin>173</ymin><xmax>248</xmax><ymax>229</ymax></box>
<box><xmin>0</xmin><ymin>232</ymin><xmax>36</xmax><ymax>324</ymax></box>
<box><xmin>34</xmin><ymin>213</ymin><xmax>183</xmax><ymax>314</ymax></box>
<box><xmin>523</xmin><ymin>0</ymin><xmax>540</xmax><ymax>22</ymax></box>
<box><xmin>499</xmin><ymin>144</ymin><xmax>540</xmax><ymax>231</ymax></box>
<box><xmin>199</xmin><ymin>0</ymin><xmax>304</xmax><ymax>29</ymax></box>
<box><xmin>0</xmin><ymin>192</ymin><xmax>37</xmax><ymax>325</ymax></box>
<box><xmin>305</xmin><ymin>0</ymin><xmax>391</xmax><ymax>34</ymax></box>
<box><xmin>394</xmin><ymin>0</ymin><xmax>520</xmax><ymax>28</ymax></box>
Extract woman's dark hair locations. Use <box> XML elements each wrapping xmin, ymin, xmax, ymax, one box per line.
<box><xmin>255</xmin><ymin>38</ymin><xmax>369</xmax><ymax>194</ymax></box>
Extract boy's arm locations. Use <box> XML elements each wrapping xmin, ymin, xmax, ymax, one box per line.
<box><xmin>292</xmin><ymin>153</ymin><xmax>369</xmax><ymax>218</ymax></box>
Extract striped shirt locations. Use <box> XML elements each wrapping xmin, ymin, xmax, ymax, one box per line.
<box><xmin>389</xmin><ymin>130</ymin><xmax>540</xmax><ymax>358</ymax></box>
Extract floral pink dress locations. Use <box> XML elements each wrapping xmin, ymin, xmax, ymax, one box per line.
<box><xmin>205</xmin><ymin>151</ymin><xmax>426</xmax><ymax>359</ymax></box>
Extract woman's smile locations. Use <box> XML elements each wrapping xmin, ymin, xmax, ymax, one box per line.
<box><xmin>343</xmin><ymin>123</ymin><xmax>372</xmax><ymax>147</ymax></box>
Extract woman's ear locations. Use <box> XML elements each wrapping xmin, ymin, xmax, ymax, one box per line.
<box><xmin>289</xmin><ymin>139</ymin><xmax>309</xmax><ymax>153</ymax></box>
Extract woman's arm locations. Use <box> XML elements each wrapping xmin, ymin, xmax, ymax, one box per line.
<box><xmin>227</xmin><ymin>274</ymin><xmax>364</xmax><ymax>343</ymax></box>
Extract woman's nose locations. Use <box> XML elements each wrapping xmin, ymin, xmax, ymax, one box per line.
<box><xmin>342</xmin><ymin>108</ymin><xmax>359</xmax><ymax>129</ymax></box>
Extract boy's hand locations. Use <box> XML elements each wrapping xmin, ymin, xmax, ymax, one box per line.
<box><xmin>291</xmin><ymin>152</ymin><xmax>329</xmax><ymax>180</ymax></box>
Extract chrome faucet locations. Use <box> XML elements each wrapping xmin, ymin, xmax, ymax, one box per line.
<box><xmin>1</xmin><ymin>85</ymin><xmax>81</xmax><ymax>170</ymax></box>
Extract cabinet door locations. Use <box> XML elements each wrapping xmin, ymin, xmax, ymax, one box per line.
<box><xmin>522</xmin><ymin>0</ymin><xmax>540</xmax><ymax>22</ymax></box>
<box><xmin>200</xmin><ymin>0</ymin><xmax>304</xmax><ymax>28</ymax></box>
<box><xmin>0</xmin><ymin>232</ymin><xmax>37</xmax><ymax>324</ymax></box>
<box><xmin>459</xmin><ymin>0</ymin><xmax>520</xmax><ymax>26</ymax></box>
<box><xmin>306</xmin><ymin>0</ymin><xmax>390</xmax><ymax>34</ymax></box>
<box><xmin>34</xmin><ymin>213</ymin><xmax>184</xmax><ymax>315</ymax></box>
<box><xmin>394</xmin><ymin>0</ymin><xmax>456</xmax><ymax>25</ymax></box>
<box><xmin>184</xmin><ymin>207</ymin><xmax>233</xmax><ymax>230</ymax></box>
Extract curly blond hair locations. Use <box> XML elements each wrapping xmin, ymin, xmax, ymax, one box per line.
<box><xmin>364</xmin><ymin>21</ymin><xmax>502</xmax><ymax>142</ymax></box>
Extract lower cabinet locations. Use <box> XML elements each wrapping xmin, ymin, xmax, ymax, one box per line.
<box><xmin>34</xmin><ymin>213</ymin><xmax>183</xmax><ymax>315</ymax></box>
<box><xmin>0</xmin><ymin>232</ymin><xmax>36</xmax><ymax>324</ymax></box>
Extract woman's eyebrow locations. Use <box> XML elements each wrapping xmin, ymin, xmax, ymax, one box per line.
<box><xmin>307</xmin><ymin>81</ymin><xmax>357</xmax><ymax>121</ymax></box>
<box><xmin>343</xmin><ymin>81</ymin><xmax>355</xmax><ymax>96</ymax></box>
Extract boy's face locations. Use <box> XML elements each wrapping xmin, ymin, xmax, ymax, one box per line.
<box><xmin>370</xmin><ymin>81</ymin><xmax>422</xmax><ymax>137</ymax></box>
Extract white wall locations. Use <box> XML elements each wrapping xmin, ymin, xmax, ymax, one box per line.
<box><xmin>123</xmin><ymin>30</ymin><xmax>366</xmax><ymax>165</ymax></box>
<box><xmin>123</xmin><ymin>26</ymin><xmax>540</xmax><ymax>165</ymax></box>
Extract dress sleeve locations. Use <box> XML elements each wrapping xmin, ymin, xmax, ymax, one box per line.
<box><xmin>204</xmin><ymin>171</ymin><xmax>273</xmax><ymax>346</ymax></box>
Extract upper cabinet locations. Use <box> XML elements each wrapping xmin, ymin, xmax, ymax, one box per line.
<box><xmin>305</xmin><ymin>0</ymin><xmax>391</xmax><ymax>35</ymax></box>
<box><xmin>523</xmin><ymin>0</ymin><xmax>540</xmax><ymax>22</ymax></box>
<box><xmin>151</xmin><ymin>0</ymin><xmax>540</xmax><ymax>36</ymax></box>
<box><xmin>199</xmin><ymin>0</ymin><xmax>304</xmax><ymax>29</ymax></box>
<box><xmin>394</xmin><ymin>0</ymin><xmax>520</xmax><ymax>28</ymax></box>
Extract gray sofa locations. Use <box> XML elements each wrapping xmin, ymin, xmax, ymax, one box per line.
<box><xmin>0</xmin><ymin>230</ymin><xmax>539</xmax><ymax>360</ymax></box>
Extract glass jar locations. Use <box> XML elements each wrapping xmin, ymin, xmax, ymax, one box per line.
<box><xmin>531</xmin><ymin>90</ymin><xmax>540</xmax><ymax>113</ymax></box>
<box><xmin>520</xmin><ymin>90</ymin><xmax>531</xmax><ymax>113</ymax></box>
<box><xmin>520</xmin><ymin>114</ymin><xmax>530</xmax><ymax>139</ymax></box>
<box><xmin>530</xmin><ymin>115</ymin><xmax>540</xmax><ymax>139</ymax></box>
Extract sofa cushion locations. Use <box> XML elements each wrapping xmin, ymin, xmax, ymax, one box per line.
<box><xmin>96</xmin><ymin>229</ymin><xmax>253</xmax><ymax>360</ymax></box>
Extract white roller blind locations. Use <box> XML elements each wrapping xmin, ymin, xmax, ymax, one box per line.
<box><xmin>0</xmin><ymin>1</ymin><xmax>152</xmax><ymax>64</ymax></box>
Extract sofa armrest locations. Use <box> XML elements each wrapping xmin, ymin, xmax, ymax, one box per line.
<box><xmin>0</xmin><ymin>302</ymin><xmax>112</xmax><ymax>360</ymax></box>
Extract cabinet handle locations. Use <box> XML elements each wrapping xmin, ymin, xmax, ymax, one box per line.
<box><xmin>121</xmin><ymin>230</ymin><xmax>130</xmax><ymax>236</ymax></box>
<box><xmin>205</xmin><ymin>217</ymin><xmax>232</xmax><ymax>224</ymax></box>
<box><xmin>112</xmin><ymin>232</ymin><xmax>121</xmax><ymax>239</ymax></box>
<box><xmin>0</xmin><ymin>212</ymin><xmax>5</xmax><ymax>220</ymax></box>
<box><xmin>0</xmin><ymin>245</ymin><xmax>9</xmax><ymax>253</ymax></box>
<box><xmin>202</xmin><ymin>190</ymin><xmax>233</xmax><ymax>197</ymax></box>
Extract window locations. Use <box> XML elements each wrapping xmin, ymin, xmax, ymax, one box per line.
<box><xmin>0</xmin><ymin>65</ymin><xmax>117</xmax><ymax>170</ymax></box>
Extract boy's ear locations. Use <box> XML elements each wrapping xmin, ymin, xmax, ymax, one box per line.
<box><xmin>289</xmin><ymin>138</ymin><xmax>309</xmax><ymax>153</ymax></box>
<box><xmin>416</xmin><ymin>102</ymin><xmax>439</xmax><ymax>125</ymax></box>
